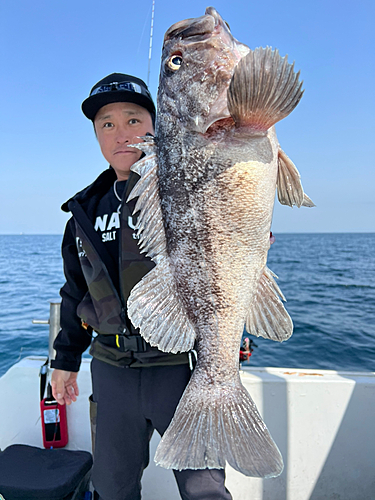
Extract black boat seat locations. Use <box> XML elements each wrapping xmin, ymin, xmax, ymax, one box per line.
<box><xmin>0</xmin><ymin>444</ymin><xmax>93</xmax><ymax>500</ymax></box>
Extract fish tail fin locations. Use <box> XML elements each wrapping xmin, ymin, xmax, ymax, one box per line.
<box><xmin>155</xmin><ymin>373</ymin><xmax>283</xmax><ymax>478</ymax></box>
<box><xmin>227</xmin><ymin>46</ymin><xmax>304</xmax><ymax>130</ymax></box>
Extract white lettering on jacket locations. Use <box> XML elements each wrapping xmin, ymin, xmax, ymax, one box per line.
<box><xmin>128</xmin><ymin>215</ymin><xmax>139</xmax><ymax>239</ymax></box>
<box><xmin>76</xmin><ymin>237</ymin><xmax>87</xmax><ymax>258</ymax></box>
<box><xmin>94</xmin><ymin>214</ymin><xmax>108</xmax><ymax>232</ymax></box>
<box><xmin>94</xmin><ymin>211</ymin><xmax>138</xmax><ymax>242</ymax></box>
<box><xmin>102</xmin><ymin>231</ymin><xmax>116</xmax><ymax>243</ymax></box>
<box><xmin>94</xmin><ymin>212</ymin><xmax>120</xmax><ymax>232</ymax></box>
<box><xmin>107</xmin><ymin>212</ymin><xmax>120</xmax><ymax>230</ymax></box>
<box><xmin>128</xmin><ymin>216</ymin><xmax>136</xmax><ymax>230</ymax></box>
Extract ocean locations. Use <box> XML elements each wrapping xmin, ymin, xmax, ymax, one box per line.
<box><xmin>0</xmin><ymin>233</ymin><xmax>374</xmax><ymax>376</ymax></box>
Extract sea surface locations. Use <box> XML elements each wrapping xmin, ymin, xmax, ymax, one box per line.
<box><xmin>0</xmin><ymin>233</ymin><xmax>374</xmax><ymax>376</ymax></box>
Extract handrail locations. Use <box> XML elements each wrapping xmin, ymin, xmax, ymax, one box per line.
<box><xmin>32</xmin><ymin>300</ymin><xmax>61</xmax><ymax>364</ymax></box>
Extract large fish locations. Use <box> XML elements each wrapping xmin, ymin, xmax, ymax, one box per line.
<box><xmin>127</xmin><ymin>7</ymin><xmax>313</xmax><ymax>478</ymax></box>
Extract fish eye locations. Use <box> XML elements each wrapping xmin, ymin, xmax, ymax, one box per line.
<box><xmin>167</xmin><ymin>54</ymin><xmax>182</xmax><ymax>71</ymax></box>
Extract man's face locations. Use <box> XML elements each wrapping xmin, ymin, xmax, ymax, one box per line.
<box><xmin>94</xmin><ymin>101</ymin><xmax>154</xmax><ymax>180</ymax></box>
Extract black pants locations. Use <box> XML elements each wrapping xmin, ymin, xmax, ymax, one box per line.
<box><xmin>91</xmin><ymin>358</ymin><xmax>232</xmax><ymax>500</ymax></box>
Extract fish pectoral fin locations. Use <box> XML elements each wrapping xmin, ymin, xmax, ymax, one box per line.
<box><xmin>277</xmin><ymin>148</ymin><xmax>315</xmax><ymax>208</ymax></box>
<box><xmin>127</xmin><ymin>259</ymin><xmax>196</xmax><ymax>354</ymax></box>
<box><xmin>245</xmin><ymin>267</ymin><xmax>293</xmax><ymax>342</ymax></box>
<box><xmin>227</xmin><ymin>47</ymin><xmax>304</xmax><ymax>131</ymax></box>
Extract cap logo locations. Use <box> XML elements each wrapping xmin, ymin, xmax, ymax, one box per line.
<box><xmin>91</xmin><ymin>81</ymin><xmax>143</xmax><ymax>97</ymax></box>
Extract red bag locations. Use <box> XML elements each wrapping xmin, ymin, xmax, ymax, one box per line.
<box><xmin>40</xmin><ymin>384</ymin><xmax>69</xmax><ymax>448</ymax></box>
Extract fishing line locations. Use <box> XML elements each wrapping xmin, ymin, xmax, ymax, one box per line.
<box><xmin>147</xmin><ymin>0</ymin><xmax>155</xmax><ymax>86</ymax></box>
<box><xmin>135</xmin><ymin>2</ymin><xmax>153</xmax><ymax>73</ymax></box>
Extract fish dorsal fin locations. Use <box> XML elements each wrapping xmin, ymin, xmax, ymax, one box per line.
<box><xmin>127</xmin><ymin>138</ymin><xmax>197</xmax><ymax>353</ymax></box>
<box><xmin>277</xmin><ymin>148</ymin><xmax>315</xmax><ymax>207</ymax></box>
<box><xmin>227</xmin><ymin>47</ymin><xmax>304</xmax><ymax>131</ymax></box>
<box><xmin>245</xmin><ymin>267</ymin><xmax>293</xmax><ymax>342</ymax></box>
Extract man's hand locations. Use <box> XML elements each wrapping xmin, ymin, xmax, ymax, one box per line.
<box><xmin>51</xmin><ymin>370</ymin><xmax>79</xmax><ymax>405</ymax></box>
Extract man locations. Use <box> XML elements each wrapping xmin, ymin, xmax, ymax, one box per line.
<box><xmin>50</xmin><ymin>73</ymin><xmax>232</xmax><ymax>500</ymax></box>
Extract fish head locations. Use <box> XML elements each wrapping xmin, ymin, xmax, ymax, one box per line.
<box><xmin>157</xmin><ymin>7</ymin><xmax>249</xmax><ymax>135</ymax></box>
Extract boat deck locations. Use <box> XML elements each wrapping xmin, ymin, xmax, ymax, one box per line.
<box><xmin>1</xmin><ymin>357</ymin><xmax>374</xmax><ymax>500</ymax></box>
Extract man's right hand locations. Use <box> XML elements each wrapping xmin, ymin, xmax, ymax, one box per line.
<box><xmin>51</xmin><ymin>369</ymin><xmax>79</xmax><ymax>405</ymax></box>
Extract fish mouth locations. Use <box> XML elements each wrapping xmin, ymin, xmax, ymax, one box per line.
<box><xmin>205</xmin><ymin>6</ymin><xmax>231</xmax><ymax>32</ymax></box>
<box><xmin>164</xmin><ymin>6</ymin><xmax>231</xmax><ymax>42</ymax></box>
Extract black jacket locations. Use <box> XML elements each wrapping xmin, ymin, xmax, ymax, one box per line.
<box><xmin>51</xmin><ymin>167</ymin><xmax>189</xmax><ymax>372</ymax></box>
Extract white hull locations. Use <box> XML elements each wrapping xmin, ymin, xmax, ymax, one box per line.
<box><xmin>0</xmin><ymin>357</ymin><xmax>374</xmax><ymax>500</ymax></box>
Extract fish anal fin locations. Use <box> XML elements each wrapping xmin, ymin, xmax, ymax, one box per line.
<box><xmin>277</xmin><ymin>148</ymin><xmax>315</xmax><ymax>208</ymax></box>
<box><xmin>227</xmin><ymin>47</ymin><xmax>304</xmax><ymax>131</ymax></box>
<box><xmin>246</xmin><ymin>267</ymin><xmax>293</xmax><ymax>342</ymax></box>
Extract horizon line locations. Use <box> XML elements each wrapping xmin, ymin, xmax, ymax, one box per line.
<box><xmin>1</xmin><ymin>232</ymin><xmax>374</xmax><ymax>236</ymax></box>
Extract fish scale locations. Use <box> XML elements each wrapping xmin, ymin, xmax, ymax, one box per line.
<box><xmin>127</xmin><ymin>6</ymin><xmax>314</xmax><ymax>478</ymax></box>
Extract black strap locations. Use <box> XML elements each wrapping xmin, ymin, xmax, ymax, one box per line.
<box><xmin>97</xmin><ymin>334</ymin><xmax>148</xmax><ymax>352</ymax></box>
<box><xmin>39</xmin><ymin>358</ymin><xmax>49</xmax><ymax>401</ymax></box>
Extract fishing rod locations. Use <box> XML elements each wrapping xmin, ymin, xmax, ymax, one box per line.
<box><xmin>147</xmin><ymin>0</ymin><xmax>155</xmax><ymax>86</ymax></box>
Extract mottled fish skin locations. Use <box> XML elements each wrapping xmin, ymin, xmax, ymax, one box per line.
<box><xmin>127</xmin><ymin>6</ymin><xmax>311</xmax><ymax>478</ymax></box>
<box><xmin>157</xmin><ymin>8</ymin><xmax>274</xmax><ymax>337</ymax></box>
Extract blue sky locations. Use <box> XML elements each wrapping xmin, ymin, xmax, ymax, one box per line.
<box><xmin>1</xmin><ymin>0</ymin><xmax>374</xmax><ymax>234</ymax></box>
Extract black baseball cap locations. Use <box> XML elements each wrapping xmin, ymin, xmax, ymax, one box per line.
<box><xmin>82</xmin><ymin>73</ymin><xmax>156</xmax><ymax>124</ymax></box>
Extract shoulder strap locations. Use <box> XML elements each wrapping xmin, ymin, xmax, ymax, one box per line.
<box><xmin>69</xmin><ymin>199</ymin><xmax>117</xmax><ymax>279</ymax></box>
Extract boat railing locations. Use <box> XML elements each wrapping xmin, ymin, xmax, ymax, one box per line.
<box><xmin>32</xmin><ymin>300</ymin><xmax>61</xmax><ymax>364</ymax></box>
